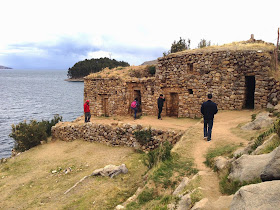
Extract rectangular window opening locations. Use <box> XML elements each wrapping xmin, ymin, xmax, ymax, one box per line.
<box><xmin>188</xmin><ymin>89</ymin><xmax>193</xmax><ymax>94</ymax></box>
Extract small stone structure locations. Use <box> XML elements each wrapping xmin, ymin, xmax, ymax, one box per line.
<box><xmin>84</xmin><ymin>39</ymin><xmax>279</xmax><ymax>118</ymax></box>
<box><xmin>52</xmin><ymin>122</ymin><xmax>183</xmax><ymax>151</ymax></box>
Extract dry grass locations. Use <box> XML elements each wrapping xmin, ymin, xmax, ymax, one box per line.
<box><xmin>85</xmin><ymin>65</ymin><xmax>154</xmax><ymax>81</ymax></box>
<box><xmin>165</xmin><ymin>41</ymin><xmax>275</xmax><ymax>57</ymax></box>
<box><xmin>0</xmin><ymin>140</ymin><xmax>147</xmax><ymax>209</ymax></box>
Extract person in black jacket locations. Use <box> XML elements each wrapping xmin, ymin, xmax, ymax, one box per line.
<box><xmin>157</xmin><ymin>94</ymin><xmax>165</xmax><ymax>120</ymax></box>
<box><xmin>201</xmin><ymin>93</ymin><xmax>218</xmax><ymax>142</ymax></box>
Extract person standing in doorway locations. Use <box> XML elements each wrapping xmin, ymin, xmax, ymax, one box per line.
<box><xmin>131</xmin><ymin>98</ymin><xmax>138</xmax><ymax>120</ymax></box>
<box><xmin>84</xmin><ymin>100</ymin><xmax>91</xmax><ymax>123</ymax></box>
<box><xmin>201</xmin><ymin>94</ymin><xmax>218</xmax><ymax>142</ymax></box>
<box><xmin>157</xmin><ymin>94</ymin><xmax>165</xmax><ymax>120</ymax></box>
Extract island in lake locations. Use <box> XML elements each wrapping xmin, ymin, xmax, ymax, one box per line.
<box><xmin>0</xmin><ymin>65</ymin><xmax>12</xmax><ymax>69</ymax></box>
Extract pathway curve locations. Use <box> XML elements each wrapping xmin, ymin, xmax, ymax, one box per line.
<box><xmin>173</xmin><ymin>110</ymin><xmax>254</xmax><ymax>209</ymax></box>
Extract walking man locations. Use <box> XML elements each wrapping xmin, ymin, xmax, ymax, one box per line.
<box><xmin>201</xmin><ymin>94</ymin><xmax>218</xmax><ymax>142</ymax></box>
<box><xmin>84</xmin><ymin>100</ymin><xmax>91</xmax><ymax>123</ymax></box>
<box><xmin>157</xmin><ymin>94</ymin><xmax>165</xmax><ymax>120</ymax></box>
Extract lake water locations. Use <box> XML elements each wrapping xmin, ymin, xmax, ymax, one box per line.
<box><xmin>0</xmin><ymin>70</ymin><xmax>84</xmax><ymax>159</ymax></box>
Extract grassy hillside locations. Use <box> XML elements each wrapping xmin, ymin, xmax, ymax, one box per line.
<box><xmin>0</xmin><ymin>140</ymin><xmax>146</xmax><ymax>209</ymax></box>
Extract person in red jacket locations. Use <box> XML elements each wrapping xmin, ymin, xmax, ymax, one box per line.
<box><xmin>84</xmin><ymin>100</ymin><xmax>91</xmax><ymax>123</ymax></box>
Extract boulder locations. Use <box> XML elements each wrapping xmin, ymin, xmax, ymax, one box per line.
<box><xmin>230</xmin><ymin>181</ymin><xmax>280</xmax><ymax>210</ymax></box>
<box><xmin>177</xmin><ymin>193</ymin><xmax>192</xmax><ymax>210</ymax></box>
<box><xmin>228</xmin><ymin>150</ymin><xmax>276</xmax><ymax>182</ymax></box>
<box><xmin>214</xmin><ymin>156</ymin><xmax>229</xmax><ymax>171</ymax></box>
<box><xmin>190</xmin><ymin>198</ymin><xmax>209</xmax><ymax>210</ymax></box>
<box><xmin>173</xmin><ymin>177</ymin><xmax>190</xmax><ymax>196</ymax></box>
<box><xmin>91</xmin><ymin>164</ymin><xmax>128</xmax><ymax>178</ymax></box>
<box><xmin>241</xmin><ymin>112</ymin><xmax>273</xmax><ymax>130</ymax></box>
<box><xmin>266</xmin><ymin>103</ymin><xmax>274</xmax><ymax>109</ymax></box>
<box><xmin>261</xmin><ymin>146</ymin><xmax>280</xmax><ymax>181</ymax></box>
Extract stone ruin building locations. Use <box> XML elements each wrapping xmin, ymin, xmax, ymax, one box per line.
<box><xmin>84</xmin><ymin>38</ymin><xmax>280</xmax><ymax>118</ymax></box>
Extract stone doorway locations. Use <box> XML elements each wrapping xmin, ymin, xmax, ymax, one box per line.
<box><xmin>134</xmin><ymin>90</ymin><xmax>142</xmax><ymax>113</ymax></box>
<box><xmin>101</xmin><ymin>95</ymin><xmax>109</xmax><ymax>116</ymax></box>
<box><xmin>167</xmin><ymin>92</ymin><xmax>179</xmax><ymax>117</ymax></box>
<box><xmin>245</xmin><ymin>76</ymin><xmax>255</xmax><ymax>109</ymax></box>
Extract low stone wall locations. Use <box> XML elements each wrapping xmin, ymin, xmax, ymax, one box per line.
<box><xmin>51</xmin><ymin>122</ymin><xmax>184</xmax><ymax>151</ymax></box>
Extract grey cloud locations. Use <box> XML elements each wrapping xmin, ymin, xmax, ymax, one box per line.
<box><xmin>1</xmin><ymin>35</ymin><xmax>167</xmax><ymax>69</ymax></box>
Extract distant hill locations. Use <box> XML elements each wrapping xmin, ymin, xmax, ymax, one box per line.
<box><xmin>141</xmin><ymin>60</ymin><xmax>157</xmax><ymax>66</ymax></box>
<box><xmin>0</xmin><ymin>65</ymin><xmax>12</xmax><ymax>69</ymax></box>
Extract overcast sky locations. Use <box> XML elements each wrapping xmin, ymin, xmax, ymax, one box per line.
<box><xmin>0</xmin><ymin>0</ymin><xmax>279</xmax><ymax>70</ymax></box>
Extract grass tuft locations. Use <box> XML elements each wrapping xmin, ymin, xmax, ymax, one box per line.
<box><xmin>204</xmin><ymin>144</ymin><xmax>238</xmax><ymax>168</ymax></box>
<box><xmin>219</xmin><ymin>173</ymin><xmax>261</xmax><ymax>195</ymax></box>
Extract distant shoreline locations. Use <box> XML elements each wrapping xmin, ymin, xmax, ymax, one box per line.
<box><xmin>0</xmin><ymin>66</ymin><xmax>12</xmax><ymax>69</ymax></box>
<box><xmin>64</xmin><ymin>78</ymin><xmax>84</xmax><ymax>82</ymax></box>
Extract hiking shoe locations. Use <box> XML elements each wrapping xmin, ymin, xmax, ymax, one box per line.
<box><xmin>207</xmin><ymin>139</ymin><xmax>211</xmax><ymax>142</ymax></box>
<box><xmin>204</xmin><ymin>137</ymin><xmax>207</xmax><ymax>141</ymax></box>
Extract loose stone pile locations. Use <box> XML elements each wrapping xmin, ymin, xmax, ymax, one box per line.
<box><xmin>51</xmin><ymin>122</ymin><xmax>184</xmax><ymax>151</ymax></box>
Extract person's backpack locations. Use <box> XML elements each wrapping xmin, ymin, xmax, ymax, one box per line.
<box><xmin>131</xmin><ymin>101</ymin><xmax>137</xmax><ymax>108</ymax></box>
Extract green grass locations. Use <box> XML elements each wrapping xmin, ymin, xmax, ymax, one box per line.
<box><xmin>204</xmin><ymin>144</ymin><xmax>238</xmax><ymax>168</ymax></box>
<box><xmin>257</xmin><ymin>135</ymin><xmax>280</xmax><ymax>154</ymax></box>
<box><xmin>152</xmin><ymin>155</ymin><xmax>198</xmax><ymax>189</ymax></box>
<box><xmin>190</xmin><ymin>188</ymin><xmax>203</xmax><ymax>206</ymax></box>
<box><xmin>138</xmin><ymin>188</ymin><xmax>156</xmax><ymax>205</ymax></box>
<box><xmin>219</xmin><ymin>172</ymin><xmax>261</xmax><ymax>195</ymax></box>
<box><xmin>250</xmin><ymin>126</ymin><xmax>275</xmax><ymax>152</ymax></box>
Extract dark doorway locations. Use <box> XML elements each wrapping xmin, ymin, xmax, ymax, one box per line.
<box><xmin>167</xmin><ymin>93</ymin><xmax>179</xmax><ymax>117</ymax></box>
<box><xmin>245</xmin><ymin>76</ymin><xmax>255</xmax><ymax>109</ymax></box>
<box><xmin>134</xmin><ymin>90</ymin><xmax>142</xmax><ymax>113</ymax></box>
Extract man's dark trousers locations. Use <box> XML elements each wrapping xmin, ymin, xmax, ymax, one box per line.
<box><xmin>204</xmin><ymin>119</ymin><xmax>213</xmax><ymax>141</ymax></box>
<box><xmin>85</xmin><ymin>112</ymin><xmax>91</xmax><ymax>122</ymax></box>
<box><xmin>158</xmin><ymin>107</ymin><xmax>163</xmax><ymax>119</ymax></box>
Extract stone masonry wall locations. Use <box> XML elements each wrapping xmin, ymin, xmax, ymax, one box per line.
<box><xmin>84</xmin><ymin>77</ymin><xmax>156</xmax><ymax>117</ymax></box>
<box><xmin>156</xmin><ymin>50</ymin><xmax>274</xmax><ymax>118</ymax></box>
<box><xmin>52</xmin><ymin>122</ymin><xmax>183</xmax><ymax>151</ymax></box>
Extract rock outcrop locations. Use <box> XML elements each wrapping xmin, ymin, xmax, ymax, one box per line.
<box><xmin>230</xmin><ymin>180</ymin><xmax>280</xmax><ymax>210</ymax></box>
<box><xmin>228</xmin><ymin>150</ymin><xmax>276</xmax><ymax>182</ymax></box>
<box><xmin>91</xmin><ymin>164</ymin><xmax>128</xmax><ymax>178</ymax></box>
<box><xmin>241</xmin><ymin>112</ymin><xmax>273</xmax><ymax>130</ymax></box>
<box><xmin>260</xmin><ymin>146</ymin><xmax>280</xmax><ymax>181</ymax></box>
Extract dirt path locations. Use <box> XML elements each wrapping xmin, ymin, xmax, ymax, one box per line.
<box><xmin>174</xmin><ymin>110</ymin><xmax>255</xmax><ymax>209</ymax></box>
<box><xmin>71</xmin><ymin>115</ymin><xmax>199</xmax><ymax>131</ymax></box>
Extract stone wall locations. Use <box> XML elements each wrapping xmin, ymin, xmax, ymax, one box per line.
<box><xmin>268</xmin><ymin>79</ymin><xmax>280</xmax><ymax>106</ymax></box>
<box><xmin>84</xmin><ymin>78</ymin><xmax>156</xmax><ymax>117</ymax></box>
<box><xmin>156</xmin><ymin>50</ymin><xmax>274</xmax><ymax>118</ymax></box>
<box><xmin>84</xmin><ymin>49</ymin><xmax>277</xmax><ymax>119</ymax></box>
<box><xmin>51</xmin><ymin>122</ymin><xmax>184</xmax><ymax>151</ymax></box>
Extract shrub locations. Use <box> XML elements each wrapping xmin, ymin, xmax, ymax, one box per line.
<box><xmin>41</xmin><ymin>114</ymin><xmax>62</xmax><ymax>136</ymax></box>
<box><xmin>251</xmin><ymin>114</ymin><xmax>257</xmax><ymax>122</ymax></box>
<box><xmin>275</xmin><ymin>119</ymin><xmax>280</xmax><ymax>137</ymax></box>
<box><xmin>10</xmin><ymin>120</ymin><xmax>47</xmax><ymax>152</ymax></box>
<box><xmin>197</xmin><ymin>39</ymin><xmax>211</xmax><ymax>48</ymax></box>
<box><xmin>147</xmin><ymin>65</ymin><xmax>156</xmax><ymax>75</ymax></box>
<box><xmin>10</xmin><ymin>115</ymin><xmax>62</xmax><ymax>152</ymax></box>
<box><xmin>134</xmin><ymin>128</ymin><xmax>153</xmax><ymax>146</ymax></box>
<box><xmin>143</xmin><ymin>141</ymin><xmax>172</xmax><ymax>169</ymax></box>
